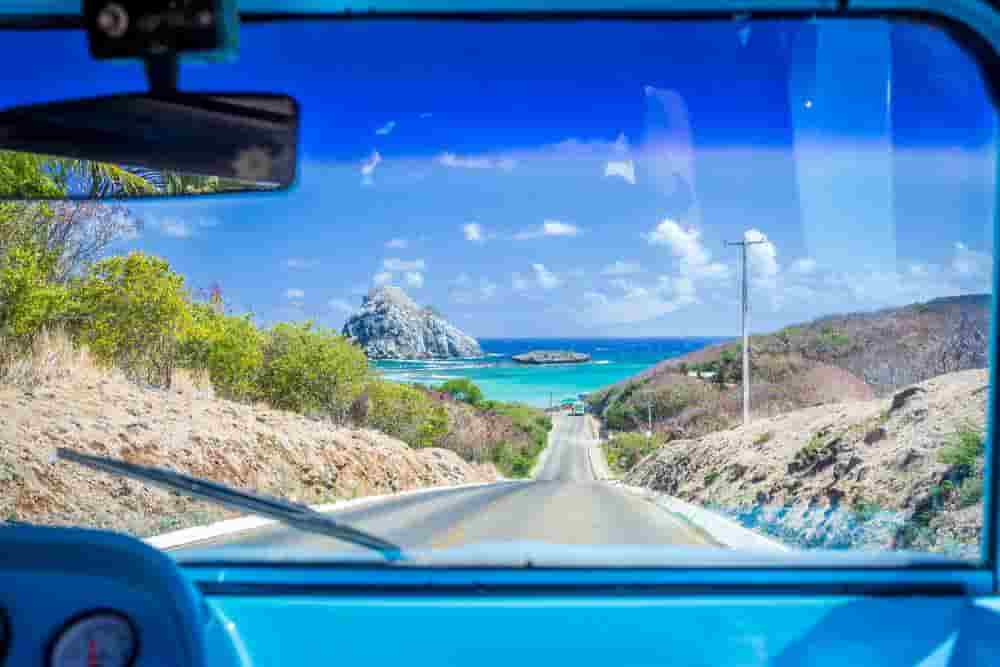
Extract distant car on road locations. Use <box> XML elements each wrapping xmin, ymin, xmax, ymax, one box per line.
<box><xmin>571</xmin><ymin>401</ymin><xmax>586</xmax><ymax>416</ymax></box>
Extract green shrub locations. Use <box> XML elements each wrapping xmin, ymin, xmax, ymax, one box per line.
<box><xmin>71</xmin><ymin>252</ymin><xmax>192</xmax><ymax>387</ymax></box>
<box><xmin>753</xmin><ymin>431</ymin><xmax>773</xmax><ymax>446</ymax></box>
<box><xmin>180</xmin><ymin>304</ymin><xmax>264</xmax><ymax>401</ymax></box>
<box><xmin>704</xmin><ymin>471</ymin><xmax>720</xmax><ymax>486</ymax></box>
<box><xmin>479</xmin><ymin>402</ymin><xmax>552</xmax><ymax>477</ymax></box>
<box><xmin>436</xmin><ymin>377</ymin><xmax>484</xmax><ymax>406</ymax></box>
<box><xmin>604</xmin><ymin>432</ymin><xmax>660</xmax><ymax>474</ymax></box>
<box><xmin>959</xmin><ymin>477</ymin><xmax>984</xmax><ymax>507</ymax></box>
<box><xmin>937</xmin><ymin>425</ymin><xmax>984</xmax><ymax>470</ymax></box>
<box><xmin>365</xmin><ymin>380</ymin><xmax>448</xmax><ymax>448</ymax></box>
<box><xmin>0</xmin><ymin>241</ymin><xmax>68</xmax><ymax>344</ymax></box>
<box><xmin>416</xmin><ymin>404</ymin><xmax>450</xmax><ymax>448</ymax></box>
<box><xmin>605</xmin><ymin>400</ymin><xmax>640</xmax><ymax>430</ymax></box>
<box><xmin>257</xmin><ymin>322</ymin><xmax>369</xmax><ymax>420</ymax></box>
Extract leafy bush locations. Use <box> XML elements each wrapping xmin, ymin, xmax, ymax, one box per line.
<box><xmin>479</xmin><ymin>402</ymin><xmax>552</xmax><ymax>477</ymax></box>
<box><xmin>959</xmin><ymin>476</ymin><xmax>984</xmax><ymax>507</ymax></box>
<box><xmin>937</xmin><ymin>425</ymin><xmax>984</xmax><ymax>471</ymax></box>
<box><xmin>604</xmin><ymin>432</ymin><xmax>660</xmax><ymax>474</ymax></box>
<box><xmin>180</xmin><ymin>303</ymin><xmax>264</xmax><ymax>401</ymax></box>
<box><xmin>0</xmin><ymin>241</ymin><xmax>68</xmax><ymax>345</ymax></box>
<box><xmin>364</xmin><ymin>380</ymin><xmax>450</xmax><ymax>448</ymax></box>
<box><xmin>436</xmin><ymin>377</ymin><xmax>484</xmax><ymax>406</ymax></box>
<box><xmin>257</xmin><ymin>322</ymin><xmax>369</xmax><ymax>420</ymax></box>
<box><xmin>72</xmin><ymin>252</ymin><xmax>192</xmax><ymax>387</ymax></box>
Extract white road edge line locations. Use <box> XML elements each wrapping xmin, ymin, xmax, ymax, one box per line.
<box><xmin>145</xmin><ymin>479</ymin><xmax>512</xmax><ymax>551</ymax></box>
<box><xmin>612</xmin><ymin>483</ymin><xmax>792</xmax><ymax>552</ymax></box>
<box><xmin>585</xmin><ymin>423</ymin><xmax>789</xmax><ymax>553</ymax></box>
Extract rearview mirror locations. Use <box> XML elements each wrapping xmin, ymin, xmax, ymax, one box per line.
<box><xmin>0</xmin><ymin>93</ymin><xmax>298</xmax><ymax>199</ymax></box>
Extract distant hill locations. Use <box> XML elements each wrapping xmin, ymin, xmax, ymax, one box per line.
<box><xmin>587</xmin><ymin>295</ymin><xmax>989</xmax><ymax>439</ymax></box>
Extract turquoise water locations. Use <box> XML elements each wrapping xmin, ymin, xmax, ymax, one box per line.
<box><xmin>375</xmin><ymin>337</ymin><xmax>724</xmax><ymax>407</ymax></box>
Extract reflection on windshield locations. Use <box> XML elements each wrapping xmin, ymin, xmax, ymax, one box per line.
<box><xmin>0</xmin><ymin>17</ymin><xmax>993</xmax><ymax>563</ymax></box>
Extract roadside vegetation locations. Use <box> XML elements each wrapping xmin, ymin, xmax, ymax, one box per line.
<box><xmin>428</xmin><ymin>383</ymin><xmax>552</xmax><ymax>478</ymax></box>
<box><xmin>602</xmin><ymin>432</ymin><xmax>661</xmax><ymax>476</ymax></box>
<box><xmin>0</xmin><ymin>151</ymin><xmax>550</xmax><ymax>479</ymax></box>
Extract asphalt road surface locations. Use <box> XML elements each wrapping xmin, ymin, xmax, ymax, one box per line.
<box><xmin>177</xmin><ymin>414</ymin><xmax>712</xmax><ymax>557</ymax></box>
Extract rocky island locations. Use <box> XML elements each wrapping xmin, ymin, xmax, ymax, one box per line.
<box><xmin>512</xmin><ymin>350</ymin><xmax>591</xmax><ymax>364</ymax></box>
<box><xmin>342</xmin><ymin>286</ymin><xmax>483</xmax><ymax>359</ymax></box>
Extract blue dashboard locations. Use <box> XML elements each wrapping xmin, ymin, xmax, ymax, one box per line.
<box><xmin>4</xmin><ymin>525</ymin><xmax>1000</xmax><ymax>666</ymax></box>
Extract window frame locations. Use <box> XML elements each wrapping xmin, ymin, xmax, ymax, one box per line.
<box><xmin>2</xmin><ymin>0</ymin><xmax>1000</xmax><ymax>593</ymax></box>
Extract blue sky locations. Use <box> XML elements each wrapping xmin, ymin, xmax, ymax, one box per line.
<box><xmin>2</xmin><ymin>18</ymin><xmax>995</xmax><ymax>336</ymax></box>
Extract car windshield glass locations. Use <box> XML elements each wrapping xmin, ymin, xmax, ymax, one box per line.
<box><xmin>0</xmin><ymin>17</ymin><xmax>994</xmax><ymax>565</ymax></box>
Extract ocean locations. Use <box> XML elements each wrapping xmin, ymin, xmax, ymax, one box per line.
<box><xmin>375</xmin><ymin>337</ymin><xmax>725</xmax><ymax>407</ymax></box>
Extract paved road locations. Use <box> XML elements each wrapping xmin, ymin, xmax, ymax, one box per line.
<box><xmin>178</xmin><ymin>414</ymin><xmax>712</xmax><ymax>557</ymax></box>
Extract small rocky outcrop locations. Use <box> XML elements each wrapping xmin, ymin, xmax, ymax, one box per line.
<box><xmin>512</xmin><ymin>350</ymin><xmax>590</xmax><ymax>365</ymax></box>
<box><xmin>342</xmin><ymin>286</ymin><xmax>482</xmax><ymax>360</ymax></box>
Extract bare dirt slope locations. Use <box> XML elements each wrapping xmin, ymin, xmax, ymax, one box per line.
<box><xmin>625</xmin><ymin>369</ymin><xmax>988</xmax><ymax>558</ymax></box>
<box><xmin>0</xmin><ymin>370</ymin><xmax>496</xmax><ymax>538</ymax></box>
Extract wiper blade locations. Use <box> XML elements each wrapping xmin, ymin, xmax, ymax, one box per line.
<box><xmin>56</xmin><ymin>447</ymin><xmax>404</xmax><ymax>561</ymax></box>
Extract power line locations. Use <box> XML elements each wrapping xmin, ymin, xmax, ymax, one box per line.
<box><xmin>725</xmin><ymin>237</ymin><xmax>766</xmax><ymax>427</ymax></box>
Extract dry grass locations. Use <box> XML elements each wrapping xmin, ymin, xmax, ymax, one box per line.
<box><xmin>0</xmin><ymin>329</ymin><xmax>115</xmax><ymax>388</ymax></box>
<box><xmin>0</xmin><ymin>330</ymin><xmax>216</xmax><ymax>399</ymax></box>
<box><xmin>171</xmin><ymin>367</ymin><xmax>215</xmax><ymax>399</ymax></box>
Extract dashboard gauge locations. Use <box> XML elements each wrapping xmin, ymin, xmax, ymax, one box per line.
<box><xmin>50</xmin><ymin>612</ymin><xmax>137</xmax><ymax>667</ymax></box>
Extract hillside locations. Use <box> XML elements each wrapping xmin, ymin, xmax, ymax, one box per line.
<box><xmin>588</xmin><ymin>295</ymin><xmax>989</xmax><ymax>439</ymax></box>
<box><xmin>624</xmin><ymin>368</ymin><xmax>987</xmax><ymax>557</ymax></box>
<box><xmin>0</xmin><ymin>354</ymin><xmax>495</xmax><ymax>538</ymax></box>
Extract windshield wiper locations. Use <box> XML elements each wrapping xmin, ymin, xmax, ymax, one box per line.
<box><xmin>56</xmin><ymin>447</ymin><xmax>404</xmax><ymax>561</ymax></box>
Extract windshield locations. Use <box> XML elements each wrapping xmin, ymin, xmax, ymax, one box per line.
<box><xmin>0</xmin><ymin>17</ymin><xmax>994</xmax><ymax>565</ymax></box>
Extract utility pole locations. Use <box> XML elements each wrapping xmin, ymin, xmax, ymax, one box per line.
<box><xmin>725</xmin><ymin>237</ymin><xmax>765</xmax><ymax>427</ymax></box>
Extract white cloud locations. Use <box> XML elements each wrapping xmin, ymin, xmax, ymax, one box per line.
<box><xmin>329</xmin><ymin>298</ymin><xmax>354</xmax><ymax>314</ymax></box>
<box><xmin>601</xmin><ymin>260</ymin><xmax>641</xmax><ymax>276</ymax></box>
<box><xmin>604</xmin><ymin>160</ymin><xmax>636</xmax><ymax>185</ymax></box>
<box><xmin>373</xmin><ymin>271</ymin><xmax>393</xmax><ymax>286</ymax></box>
<box><xmin>578</xmin><ymin>275</ymin><xmax>698</xmax><ymax>326</ymax></box>
<box><xmin>463</xmin><ymin>223</ymin><xmax>484</xmax><ymax>242</ymax></box>
<box><xmin>514</xmin><ymin>220</ymin><xmax>581</xmax><ymax>240</ymax></box>
<box><xmin>383</xmin><ymin>257</ymin><xmax>426</xmax><ymax>272</ymax></box>
<box><xmin>953</xmin><ymin>242</ymin><xmax>991</xmax><ymax>281</ymax></box>
<box><xmin>644</xmin><ymin>218</ymin><xmax>729</xmax><ymax>281</ymax></box>
<box><xmin>437</xmin><ymin>152</ymin><xmax>516</xmax><ymax>171</ymax></box>
<box><xmin>285</xmin><ymin>288</ymin><xmax>305</xmax><ymax>299</ymax></box>
<box><xmin>360</xmin><ymin>150</ymin><xmax>382</xmax><ymax>185</ymax></box>
<box><xmin>604</xmin><ymin>133</ymin><xmax>635</xmax><ymax>184</ymax></box>
<box><xmin>744</xmin><ymin>228</ymin><xmax>779</xmax><ymax>281</ymax></box>
<box><xmin>450</xmin><ymin>276</ymin><xmax>498</xmax><ymax>303</ymax></box>
<box><xmin>542</xmin><ymin>220</ymin><xmax>579</xmax><ymax>237</ymax></box>
<box><xmin>375</xmin><ymin>121</ymin><xmax>396</xmax><ymax>136</ymax></box>
<box><xmin>385</xmin><ymin>238</ymin><xmax>408</xmax><ymax>249</ymax></box>
<box><xmin>405</xmin><ymin>271</ymin><xmax>425</xmax><ymax>288</ymax></box>
<box><xmin>532</xmin><ymin>263</ymin><xmax>561</xmax><ymax>289</ymax></box>
<box><xmin>790</xmin><ymin>258</ymin><xmax>817</xmax><ymax>275</ymax></box>
<box><xmin>511</xmin><ymin>273</ymin><xmax>530</xmax><ymax>291</ymax></box>
<box><xmin>285</xmin><ymin>258</ymin><xmax>319</xmax><ymax>270</ymax></box>
<box><xmin>147</xmin><ymin>214</ymin><xmax>220</xmax><ymax>239</ymax></box>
